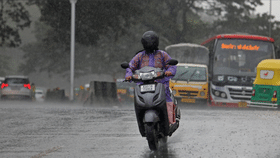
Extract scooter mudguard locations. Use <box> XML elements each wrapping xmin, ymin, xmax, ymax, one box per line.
<box><xmin>143</xmin><ymin>110</ymin><xmax>159</xmax><ymax>123</ymax></box>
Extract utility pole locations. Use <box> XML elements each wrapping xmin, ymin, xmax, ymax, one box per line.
<box><xmin>69</xmin><ymin>0</ymin><xmax>77</xmax><ymax>101</ymax></box>
<box><xmin>0</xmin><ymin>0</ymin><xmax>4</xmax><ymax>46</ymax></box>
<box><xmin>269</xmin><ymin>0</ymin><xmax>272</xmax><ymax>37</ymax></box>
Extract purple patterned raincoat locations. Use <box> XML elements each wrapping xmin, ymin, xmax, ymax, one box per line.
<box><xmin>125</xmin><ymin>50</ymin><xmax>177</xmax><ymax>102</ymax></box>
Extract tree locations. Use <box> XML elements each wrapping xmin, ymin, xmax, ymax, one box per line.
<box><xmin>22</xmin><ymin>0</ymin><xmax>211</xmax><ymax>78</ymax></box>
<box><xmin>21</xmin><ymin>0</ymin><xmax>143</xmax><ymax>78</ymax></box>
<box><xmin>0</xmin><ymin>0</ymin><xmax>31</xmax><ymax>47</ymax></box>
<box><xmin>0</xmin><ymin>54</ymin><xmax>11</xmax><ymax>76</ymax></box>
<box><xmin>134</xmin><ymin>0</ymin><xmax>211</xmax><ymax>44</ymax></box>
<box><xmin>21</xmin><ymin>0</ymin><xmax>272</xmax><ymax>80</ymax></box>
<box><xmin>27</xmin><ymin>0</ymin><xmax>142</xmax><ymax>46</ymax></box>
<box><xmin>20</xmin><ymin>21</ymin><xmax>73</xmax><ymax>77</ymax></box>
<box><xmin>207</xmin><ymin>0</ymin><xmax>280</xmax><ymax>46</ymax></box>
<box><xmin>205</xmin><ymin>0</ymin><xmax>266</xmax><ymax>36</ymax></box>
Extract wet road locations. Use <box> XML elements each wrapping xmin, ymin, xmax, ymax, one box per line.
<box><xmin>1</xmin><ymin>101</ymin><xmax>280</xmax><ymax>158</ymax></box>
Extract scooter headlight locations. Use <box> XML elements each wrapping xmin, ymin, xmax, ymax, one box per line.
<box><xmin>133</xmin><ymin>74</ymin><xmax>140</xmax><ymax>79</ymax></box>
<box><xmin>140</xmin><ymin>71</ymin><xmax>156</xmax><ymax>80</ymax></box>
<box><xmin>172</xmin><ymin>90</ymin><xmax>176</xmax><ymax>95</ymax></box>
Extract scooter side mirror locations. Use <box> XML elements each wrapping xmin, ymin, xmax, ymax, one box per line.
<box><xmin>167</xmin><ymin>59</ymin><xmax>178</xmax><ymax>65</ymax></box>
<box><xmin>121</xmin><ymin>62</ymin><xmax>129</xmax><ymax>69</ymax></box>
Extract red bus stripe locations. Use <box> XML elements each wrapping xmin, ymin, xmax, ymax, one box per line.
<box><xmin>201</xmin><ymin>34</ymin><xmax>274</xmax><ymax>45</ymax></box>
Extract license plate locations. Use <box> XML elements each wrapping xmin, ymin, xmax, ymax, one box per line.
<box><xmin>238</xmin><ymin>101</ymin><xmax>247</xmax><ymax>108</ymax></box>
<box><xmin>181</xmin><ymin>98</ymin><xmax>195</xmax><ymax>103</ymax></box>
<box><xmin>140</xmin><ymin>84</ymin><xmax>155</xmax><ymax>92</ymax></box>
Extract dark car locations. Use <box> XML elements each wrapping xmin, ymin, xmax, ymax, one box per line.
<box><xmin>0</xmin><ymin>76</ymin><xmax>32</xmax><ymax>100</ymax></box>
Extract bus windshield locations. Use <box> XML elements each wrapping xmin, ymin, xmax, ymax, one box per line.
<box><xmin>166</xmin><ymin>43</ymin><xmax>209</xmax><ymax>65</ymax></box>
<box><xmin>173</xmin><ymin>66</ymin><xmax>207</xmax><ymax>82</ymax></box>
<box><xmin>213</xmin><ymin>39</ymin><xmax>275</xmax><ymax>77</ymax></box>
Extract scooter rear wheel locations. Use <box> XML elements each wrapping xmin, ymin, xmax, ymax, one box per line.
<box><xmin>145</xmin><ymin>124</ymin><xmax>159</xmax><ymax>151</ymax></box>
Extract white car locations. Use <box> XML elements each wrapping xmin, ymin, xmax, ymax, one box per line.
<box><xmin>0</xmin><ymin>77</ymin><xmax>5</xmax><ymax>85</ymax></box>
<box><xmin>1</xmin><ymin>76</ymin><xmax>32</xmax><ymax>100</ymax></box>
<box><xmin>35</xmin><ymin>89</ymin><xmax>45</xmax><ymax>102</ymax></box>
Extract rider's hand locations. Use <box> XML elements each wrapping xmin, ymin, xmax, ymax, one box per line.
<box><xmin>126</xmin><ymin>76</ymin><xmax>132</xmax><ymax>81</ymax></box>
<box><xmin>165</xmin><ymin>71</ymin><xmax>172</xmax><ymax>77</ymax></box>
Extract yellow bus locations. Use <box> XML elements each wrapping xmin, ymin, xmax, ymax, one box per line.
<box><xmin>166</xmin><ymin>43</ymin><xmax>209</xmax><ymax>103</ymax></box>
<box><xmin>169</xmin><ymin>63</ymin><xmax>208</xmax><ymax>103</ymax></box>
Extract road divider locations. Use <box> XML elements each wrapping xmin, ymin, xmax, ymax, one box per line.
<box><xmin>81</xmin><ymin>81</ymin><xmax>118</xmax><ymax>106</ymax></box>
<box><xmin>45</xmin><ymin>89</ymin><xmax>68</xmax><ymax>102</ymax></box>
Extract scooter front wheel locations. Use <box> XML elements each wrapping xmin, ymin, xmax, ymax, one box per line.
<box><xmin>160</xmin><ymin>136</ymin><xmax>168</xmax><ymax>143</ymax></box>
<box><xmin>145</xmin><ymin>123</ymin><xmax>159</xmax><ymax>151</ymax></box>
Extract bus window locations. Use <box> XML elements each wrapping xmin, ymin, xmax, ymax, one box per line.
<box><xmin>214</xmin><ymin>39</ymin><xmax>275</xmax><ymax>76</ymax></box>
<box><xmin>165</xmin><ymin>43</ymin><xmax>209</xmax><ymax>65</ymax></box>
<box><xmin>238</xmin><ymin>51</ymin><xmax>245</xmax><ymax>67</ymax></box>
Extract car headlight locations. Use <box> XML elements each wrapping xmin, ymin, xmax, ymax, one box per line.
<box><xmin>200</xmin><ymin>91</ymin><xmax>205</xmax><ymax>96</ymax></box>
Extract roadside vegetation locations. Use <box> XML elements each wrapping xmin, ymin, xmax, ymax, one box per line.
<box><xmin>0</xmin><ymin>0</ymin><xmax>279</xmax><ymax>79</ymax></box>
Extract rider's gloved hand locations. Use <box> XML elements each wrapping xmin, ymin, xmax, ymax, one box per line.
<box><xmin>126</xmin><ymin>76</ymin><xmax>132</xmax><ymax>81</ymax></box>
<box><xmin>165</xmin><ymin>71</ymin><xmax>172</xmax><ymax>76</ymax></box>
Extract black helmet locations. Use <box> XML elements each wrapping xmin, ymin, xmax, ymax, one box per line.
<box><xmin>141</xmin><ymin>31</ymin><xmax>159</xmax><ymax>52</ymax></box>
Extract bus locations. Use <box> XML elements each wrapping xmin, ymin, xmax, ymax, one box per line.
<box><xmin>166</xmin><ymin>43</ymin><xmax>209</xmax><ymax>65</ymax></box>
<box><xmin>201</xmin><ymin>34</ymin><xmax>277</xmax><ymax>107</ymax></box>
<box><xmin>165</xmin><ymin>43</ymin><xmax>209</xmax><ymax>104</ymax></box>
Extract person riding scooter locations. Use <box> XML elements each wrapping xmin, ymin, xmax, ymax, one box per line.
<box><xmin>125</xmin><ymin>31</ymin><xmax>178</xmax><ymax>131</ymax></box>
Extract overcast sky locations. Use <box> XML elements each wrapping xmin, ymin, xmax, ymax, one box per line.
<box><xmin>256</xmin><ymin>0</ymin><xmax>280</xmax><ymax>21</ymax></box>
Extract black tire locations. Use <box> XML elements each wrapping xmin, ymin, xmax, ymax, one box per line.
<box><xmin>160</xmin><ymin>136</ymin><xmax>168</xmax><ymax>144</ymax></box>
<box><xmin>145</xmin><ymin>123</ymin><xmax>159</xmax><ymax>151</ymax></box>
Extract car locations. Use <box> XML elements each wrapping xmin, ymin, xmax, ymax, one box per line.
<box><xmin>35</xmin><ymin>89</ymin><xmax>45</xmax><ymax>102</ymax></box>
<box><xmin>0</xmin><ymin>76</ymin><xmax>32</xmax><ymax>101</ymax></box>
<box><xmin>0</xmin><ymin>77</ymin><xmax>4</xmax><ymax>85</ymax></box>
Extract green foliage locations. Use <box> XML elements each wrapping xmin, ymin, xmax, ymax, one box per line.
<box><xmin>0</xmin><ymin>54</ymin><xmax>11</xmax><ymax>76</ymax></box>
<box><xmin>27</xmin><ymin>0</ymin><xmax>142</xmax><ymax>46</ymax></box>
<box><xmin>136</xmin><ymin>0</ymin><xmax>210</xmax><ymax>44</ymax></box>
<box><xmin>0</xmin><ymin>0</ymin><xmax>31</xmax><ymax>47</ymax></box>
<box><xmin>207</xmin><ymin>0</ymin><xmax>278</xmax><ymax>35</ymax></box>
<box><xmin>20</xmin><ymin>0</ymin><xmax>280</xmax><ymax>80</ymax></box>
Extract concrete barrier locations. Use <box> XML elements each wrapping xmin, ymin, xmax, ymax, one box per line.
<box><xmin>45</xmin><ymin>89</ymin><xmax>68</xmax><ymax>102</ymax></box>
<box><xmin>83</xmin><ymin>81</ymin><xmax>118</xmax><ymax>106</ymax></box>
<box><xmin>116</xmin><ymin>80</ymin><xmax>136</xmax><ymax>105</ymax></box>
<box><xmin>76</xmin><ymin>89</ymin><xmax>89</xmax><ymax>103</ymax></box>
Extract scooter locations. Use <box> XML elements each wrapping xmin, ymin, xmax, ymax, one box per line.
<box><xmin>121</xmin><ymin>59</ymin><xmax>180</xmax><ymax>151</ymax></box>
